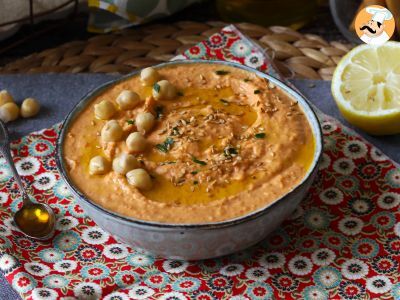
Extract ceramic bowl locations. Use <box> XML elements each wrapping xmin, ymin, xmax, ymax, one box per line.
<box><xmin>56</xmin><ymin>60</ymin><xmax>323</xmax><ymax>260</ymax></box>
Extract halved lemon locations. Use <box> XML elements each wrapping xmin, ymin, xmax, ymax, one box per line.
<box><xmin>331</xmin><ymin>41</ymin><xmax>400</xmax><ymax>135</ymax></box>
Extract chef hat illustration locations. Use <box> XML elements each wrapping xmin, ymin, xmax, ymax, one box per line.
<box><xmin>366</xmin><ymin>7</ymin><xmax>393</xmax><ymax>24</ymax></box>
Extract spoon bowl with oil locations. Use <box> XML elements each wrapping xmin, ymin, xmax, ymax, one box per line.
<box><xmin>0</xmin><ymin>120</ymin><xmax>55</xmax><ymax>240</ymax></box>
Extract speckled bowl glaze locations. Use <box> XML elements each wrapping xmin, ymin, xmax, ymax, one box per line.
<box><xmin>56</xmin><ymin>60</ymin><xmax>323</xmax><ymax>260</ymax></box>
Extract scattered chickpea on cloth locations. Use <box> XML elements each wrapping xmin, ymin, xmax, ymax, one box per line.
<box><xmin>0</xmin><ymin>90</ymin><xmax>41</xmax><ymax>123</ymax></box>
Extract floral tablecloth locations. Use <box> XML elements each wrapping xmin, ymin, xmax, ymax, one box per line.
<box><xmin>0</xmin><ymin>25</ymin><xmax>400</xmax><ymax>300</ymax></box>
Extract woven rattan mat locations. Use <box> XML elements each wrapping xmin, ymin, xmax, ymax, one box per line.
<box><xmin>0</xmin><ymin>21</ymin><xmax>353</xmax><ymax>80</ymax></box>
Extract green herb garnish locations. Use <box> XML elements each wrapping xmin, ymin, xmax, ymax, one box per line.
<box><xmin>244</xmin><ymin>78</ymin><xmax>251</xmax><ymax>82</ymax></box>
<box><xmin>224</xmin><ymin>146</ymin><xmax>238</xmax><ymax>157</ymax></box>
<box><xmin>191</xmin><ymin>170</ymin><xmax>199</xmax><ymax>175</ymax></box>
<box><xmin>193</xmin><ymin>180</ymin><xmax>199</xmax><ymax>185</ymax></box>
<box><xmin>155</xmin><ymin>137</ymin><xmax>174</xmax><ymax>153</ymax></box>
<box><xmin>153</xmin><ymin>82</ymin><xmax>161</xmax><ymax>93</ymax></box>
<box><xmin>177</xmin><ymin>91</ymin><xmax>184</xmax><ymax>97</ymax></box>
<box><xmin>191</xmin><ymin>156</ymin><xmax>207</xmax><ymax>166</ymax></box>
<box><xmin>215</xmin><ymin>70</ymin><xmax>230</xmax><ymax>76</ymax></box>
<box><xmin>126</xmin><ymin>119</ymin><xmax>135</xmax><ymax>125</ymax></box>
<box><xmin>255</xmin><ymin>133</ymin><xmax>266</xmax><ymax>139</ymax></box>
<box><xmin>161</xmin><ymin>161</ymin><xmax>176</xmax><ymax>165</ymax></box>
<box><xmin>155</xmin><ymin>106</ymin><xmax>164</xmax><ymax>119</ymax></box>
<box><xmin>254</xmin><ymin>89</ymin><xmax>261</xmax><ymax>94</ymax></box>
<box><xmin>220</xmin><ymin>99</ymin><xmax>229</xmax><ymax>106</ymax></box>
<box><xmin>171</xmin><ymin>126</ymin><xmax>180</xmax><ymax>136</ymax></box>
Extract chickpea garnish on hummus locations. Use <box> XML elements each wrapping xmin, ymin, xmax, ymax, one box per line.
<box><xmin>64</xmin><ymin>63</ymin><xmax>315</xmax><ymax>223</ymax></box>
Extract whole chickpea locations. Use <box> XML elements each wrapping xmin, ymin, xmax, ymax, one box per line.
<box><xmin>89</xmin><ymin>156</ymin><xmax>110</xmax><ymax>175</ymax></box>
<box><xmin>152</xmin><ymin>80</ymin><xmax>176</xmax><ymax>100</ymax></box>
<box><xmin>101</xmin><ymin>120</ymin><xmax>123</xmax><ymax>142</ymax></box>
<box><xmin>116</xmin><ymin>90</ymin><xmax>141</xmax><ymax>110</ymax></box>
<box><xmin>0</xmin><ymin>102</ymin><xmax>19</xmax><ymax>123</ymax></box>
<box><xmin>126</xmin><ymin>132</ymin><xmax>147</xmax><ymax>153</ymax></box>
<box><xmin>20</xmin><ymin>98</ymin><xmax>40</xmax><ymax>118</ymax></box>
<box><xmin>126</xmin><ymin>168</ymin><xmax>152</xmax><ymax>190</ymax></box>
<box><xmin>112</xmin><ymin>153</ymin><xmax>139</xmax><ymax>175</ymax></box>
<box><xmin>94</xmin><ymin>100</ymin><xmax>117</xmax><ymax>120</ymax></box>
<box><xmin>0</xmin><ymin>90</ymin><xmax>14</xmax><ymax>106</ymax></box>
<box><xmin>135</xmin><ymin>112</ymin><xmax>155</xmax><ymax>133</ymax></box>
<box><xmin>140</xmin><ymin>67</ymin><xmax>159</xmax><ymax>86</ymax></box>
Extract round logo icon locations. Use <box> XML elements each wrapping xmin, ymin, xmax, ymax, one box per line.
<box><xmin>355</xmin><ymin>5</ymin><xmax>395</xmax><ymax>45</ymax></box>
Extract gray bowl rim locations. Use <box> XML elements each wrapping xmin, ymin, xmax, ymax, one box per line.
<box><xmin>56</xmin><ymin>59</ymin><xmax>323</xmax><ymax>230</ymax></box>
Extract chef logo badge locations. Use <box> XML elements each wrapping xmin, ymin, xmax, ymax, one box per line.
<box><xmin>355</xmin><ymin>5</ymin><xmax>395</xmax><ymax>45</ymax></box>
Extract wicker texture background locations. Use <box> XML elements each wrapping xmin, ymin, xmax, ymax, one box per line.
<box><xmin>0</xmin><ymin>21</ymin><xmax>353</xmax><ymax>80</ymax></box>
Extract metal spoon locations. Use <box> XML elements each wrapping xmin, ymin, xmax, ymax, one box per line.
<box><xmin>0</xmin><ymin>120</ymin><xmax>55</xmax><ymax>240</ymax></box>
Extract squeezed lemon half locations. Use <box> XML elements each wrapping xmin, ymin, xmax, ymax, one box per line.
<box><xmin>331</xmin><ymin>42</ymin><xmax>400</xmax><ymax>135</ymax></box>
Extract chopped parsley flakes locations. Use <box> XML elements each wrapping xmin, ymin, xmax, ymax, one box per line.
<box><xmin>255</xmin><ymin>133</ymin><xmax>266</xmax><ymax>139</ymax></box>
<box><xmin>220</xmin><ymin>99</ymin><xmax>229</xmax><ymax>106</ymax></box>
<box><xmin>171</xmin><ymin>126</ymin><xmax>180</xmax><ymax>136</ymax></box>
<box><xmin>224</xmin><ymin>146</ymin><xmax>238</xmax><ymax>157</ymax></box>
<box><xmin>191</xmin><ymin>156</ymin><xmax>207</xmax><ymax>166</ymax></box>
<box><xmin>153</xmin><ymin>82</ymin><xmax>161</xmax><ymax>93</ymax></box>
<box><xmin>155</xmin><ymin>137</ymin><xmax>174</xmax><ymax>153</ymax></box>
<box><xmin>160</xmin><ymin>161</ymin><xmax>176</xmax><ymax>165</ymax></box>
<box><xmin>155</xmin><ymin>106</ymin><xmax>164</xmax><ymax>119</ymax></box>
<box><xmin>215</xmin><ymin>70</ymin><xmax>230</xmax><ymax>75</ymax></box>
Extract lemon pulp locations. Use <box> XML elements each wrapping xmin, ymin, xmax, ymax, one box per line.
<box><xmin>332</xmin><ymin>42</ymin><xmax>400</xmax><ymax>135</ymax></box>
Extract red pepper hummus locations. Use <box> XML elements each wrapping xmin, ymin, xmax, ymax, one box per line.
<box><xmin>63</xmin><ymin>63</ymin><xmax>315</xmax><ymax>223</ymax></box>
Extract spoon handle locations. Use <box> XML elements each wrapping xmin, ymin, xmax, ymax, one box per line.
<box><xmin>0</xmin><ymin>122</ymin><xmax>31</xmax><ymax>206</ymax></box>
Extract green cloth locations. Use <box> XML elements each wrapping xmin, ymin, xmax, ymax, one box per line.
<box><xmin>88</xmin><ymin>0</ymin><xmax>201</xmax><ymax>33</ymax></box>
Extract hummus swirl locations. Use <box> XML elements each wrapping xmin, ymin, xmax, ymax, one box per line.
<box><xmin>63</xmin><ymin>63</ymin><xmax>315</xmax><ymax>223</ymax></box>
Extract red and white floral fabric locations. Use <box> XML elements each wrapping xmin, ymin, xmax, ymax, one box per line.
<box><xmin>0</xmin><ymin>25</ymin><xmax>399</xmax><ymax>300</ymax></box>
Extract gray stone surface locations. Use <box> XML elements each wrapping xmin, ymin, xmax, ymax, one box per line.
<box><xmin>292</xmin><ymin>79</ymin><xmax>400</xmax><ymax>164</ymax></box>
<box><xmin>0</xmin><ymin>74</ymin><xmax>398</xmax><ymax>298</ymax></box>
